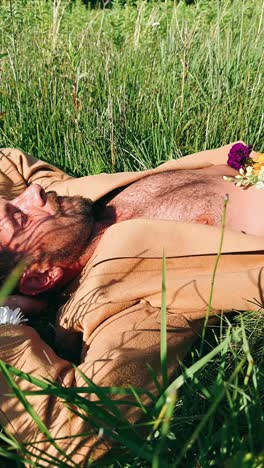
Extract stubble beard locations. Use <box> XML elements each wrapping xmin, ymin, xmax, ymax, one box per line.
<box><xmin>39</xmin><ymin>192</ymin><xmax>95</xmax><ymax>265</ymax></box>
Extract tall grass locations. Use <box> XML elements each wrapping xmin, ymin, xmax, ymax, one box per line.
<box><xmin>0</xmin><ymin>0</ymin><xmax>263</xmax><ymax>466</ymax></box>
<box><xmin>0</xmin><ymin>0</ymin><xmax>263</xmax><ymax>175</ymax></box>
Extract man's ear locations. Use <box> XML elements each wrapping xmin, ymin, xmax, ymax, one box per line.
<box><xmin>19</xmin><ymin>266</ymin><xmax>64</xmax><ymax>296</ymax></box>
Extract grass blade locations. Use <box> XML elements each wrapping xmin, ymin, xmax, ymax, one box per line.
<box><xmin>160</xmin><ymin>252</ymin><xmax>168</xmax><ymax>389</ymax></box>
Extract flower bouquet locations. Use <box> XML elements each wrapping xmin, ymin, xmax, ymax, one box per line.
<box><xmin>224</xmin><ymin>143</ymin><xmax>264</xmax><ymax>189</ymax></box>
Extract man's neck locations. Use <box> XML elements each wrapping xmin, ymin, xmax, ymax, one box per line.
<box><xmin>78</xmin><ymin>197</ymin><xmax>132</xmax><ymax>267</ymax></box>
<box><xmin>57</xmin><ymin>219</ymin><xmax>113</xmax><ymax>288</ymax></box>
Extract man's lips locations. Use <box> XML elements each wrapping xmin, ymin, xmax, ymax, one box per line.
<box><xmin>46</xmin><ymin>191</ymin><xmax>64</xmax><ymax>214</ymax></box>
<box><xmin>46</xmin><ymin>192</ymin><xmax>93</xmax><ymax>218</ymax></box>
<box><xmin>57</xmin><ymin>196</ymin><xmax>72</xmax><ymax>213</ymax></box>
<box><xmin>46</xmin><ymin>193</ymin><xmax>74</xmax><ymax>216</ymax></box>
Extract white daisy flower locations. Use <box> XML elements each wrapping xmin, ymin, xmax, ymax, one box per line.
<box><xmin>0</xmin><ymin>306</ymin><xmax>28</xmax><ymax>326</ymax></box>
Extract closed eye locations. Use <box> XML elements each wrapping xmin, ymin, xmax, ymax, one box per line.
<box><xmin>12</xmin><ymin>211</ymin><xmax>28</xmax><ymax>229</ymax></box>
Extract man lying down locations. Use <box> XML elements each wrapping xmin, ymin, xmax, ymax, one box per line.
<box><xmin>0</xmin><ymin>143</ymin><xmax>263</xmax><ymax>465</ymax></box>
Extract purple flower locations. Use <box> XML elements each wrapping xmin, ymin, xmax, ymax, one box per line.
<box><xmin>227</xmin><ymin>143</ymin><xmax>252</xmax><ymax>170</ymax></box>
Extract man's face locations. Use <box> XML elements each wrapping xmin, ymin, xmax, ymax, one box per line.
<box><xmin>0</xmin><ymin>184</ymin><xmax>94</xmax><ymax>267</ymax></box>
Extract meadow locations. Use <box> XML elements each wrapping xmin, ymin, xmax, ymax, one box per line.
<box><xmin>0</xmin><ymin>0</ymin><xmax>264</xmax><ymax>466</ymax></box>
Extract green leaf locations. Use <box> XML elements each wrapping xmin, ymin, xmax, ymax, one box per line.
<box><xmin>160</xmin><ymin>252</ymin><xmax>168</xmax><ymax>389</ymax></box>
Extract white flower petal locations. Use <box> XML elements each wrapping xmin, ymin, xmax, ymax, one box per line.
<box><xmin>0</xmin><ymin>306</ymin><xmax>28</xmax><ymax>326</ymax></box>
<box><xmin>246</xmin><ymin>166</ymin><xmax>253</xmax><ymax>176</ymax></box>
<box><xmin>255</xmin><ymin>181</ymin><xmax>264</xmax><ymax>189</ymax></box>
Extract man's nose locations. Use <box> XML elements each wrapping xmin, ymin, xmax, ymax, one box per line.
<box><xmin>12</xmin><ymin>184</ymin><xmax>46</xmax><ymax>213</ymax></box>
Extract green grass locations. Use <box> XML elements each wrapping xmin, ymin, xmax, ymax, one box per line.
<box><xmin>0</xmin><ymin>0</ymin><xmax>264</xmax><ymax>466</ymax></box>
<box><xmin>0</xmin><ymin>0</ymin><xmax>263</xmax><ymax>174</ymax></box>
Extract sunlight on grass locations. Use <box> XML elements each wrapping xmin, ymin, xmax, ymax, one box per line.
<box><xmin>0</xmin><ymin>0</ymin><xmax>263</xmax><ymax>174</ymax></box>
<box><xmin>0</xmin><ymin>0</ymin><xmax>263</xmax><ymax>466</ymax></box>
